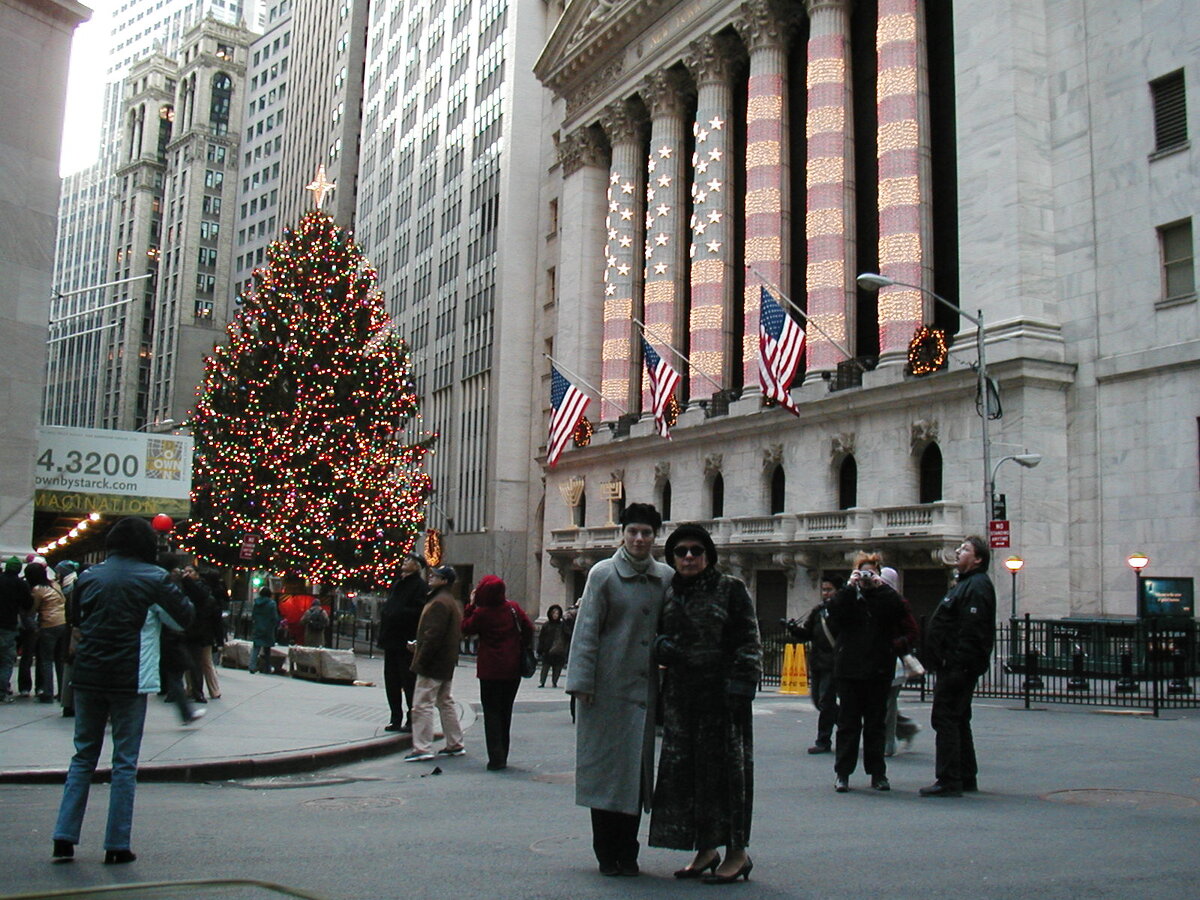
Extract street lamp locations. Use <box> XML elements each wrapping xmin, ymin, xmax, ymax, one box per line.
<box><xmin>1004</xmin><ymin>555</ymin><xmax>1024</xmax><ymax>619</ymax></box>
<box><xmin>858</xmin><ymin>272</ymin><xmax>993</xmax><ymax>532</ymax></box>
<box><xmin>136</xmin><ymin>418</ymin><xmax>176</xmax><ymax>432</ymax></box>
<box><xmin>990</xmin><ymin>453</ymin><xmax>1042</xmax><ymax>518</ymax></box>
<box><xmin>1127</xmin><ymin>552</ymin><xmax>1149</xmax><ymax>613</ymax></box>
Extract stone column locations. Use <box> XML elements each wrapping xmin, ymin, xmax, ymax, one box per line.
<box><xmin>804</xmin><ymin>0</ymin><xmax>855</xmax><ymax>375</ymax></box>
<box><xmin>735</xmin><ymin>0</ymin><xmax>792</xmax><ymax>392</ymax></box>
<box><xmin>556</xmin><ymin>125</ymin><xmax>611</xmax><ymax>402</ymax></box>
<box><xmin>640</xmin><ymin>69</ymin><xmax>690</xmax><ymax>410</ymax></box>
<box><xmin>875</xmin><ymin>0</ymin><xmax>933</xmax><ymax>365</ymax></box>
<box><xmin>684</xmin><ymin>34</ymin><xmax>738</xmax><ymax>401</ymax></box>
<box><xmin>598</xmin><ymin>100</ymin><xmax>647</xmax><ymax>421</ymax></box>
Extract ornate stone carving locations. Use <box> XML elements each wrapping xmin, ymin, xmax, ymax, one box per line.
<box><xmin>735</xmin><ymin>0</ymin><xmax>798</xmax><ymax>52</ymax></box>
<box><xmin>558</xmin><ymin>126</ymin><xmax>608</xmax><ymax>176</ymax></box>
<box><xmin>831</xmin><ymin>432</ymin><xmax>855</xmax><ymax>459</ymax></box>
<box><xmin>704</xmin><ymin>453</ymin><xmax>723</xmax><ymax>477</ymax></box>
<box><xmin>762</xmin><ymin>443</ymin><xmax>783</xmax><ymax>471</ymax></box>
<box><xmin>683</xmin><ymin>32</ymin><xmax>741</xmax><ymax>86</ymax></box>
<box><xmin>654</xmin><ymin>460</ymin><xmax>671</xmax><ymax>483</ymax></box>
<box><xmin>565</xmin><ymin>57</ymin><xmax>627</xmax><ymax>121</ymax></box>
<box><xmin>911</xmin><ymin>419</ymin><xmax>939</xmax><ymax>453</ymax></box>
<box><xmin>599</xmin><ymin>98</ymin><xmax>645</xmax><ymax>146</ymax></box>
<box><xmin>640</xmin><ymin>68</ymin><xmax>691</xmax><ymax>119</ymax></box>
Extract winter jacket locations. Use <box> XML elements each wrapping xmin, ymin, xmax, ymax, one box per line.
<box><xmin>536</xmin><ymin>618</ymin><xmax>569</xmax><ymax>662</ymax></box>
<box><xmin>182</xmin><ymin>577</ymin><xmax>221</xmax><ymax>645</ymax></box>
<box><xmin>786</xmin><ymin>601</ymin><xmax>836</xmax><ymax>672</ymax></box>
<box><xmin>461</xmin><ymin>597</ymin><xmax>533</xmax><ymax>680</ymax></box>
<box><xmin>251</xmin><ymin>594</ymin><xmax>279</xmax><ymax>645</ymax></box>
<box><xmin>924</xmin><ymin>569</ymin><xmax>996</xmax><ymax>676</ymax></box>
<box><xmin>34</xmin><ymin>584</ymin><xmax>68</xmax><ymax>629</ymax></box>
<box><xmin>0</xmin><ymin>572</ymin><xmax>33</xmax><ymax>631</ymax></box>
<box><xmin>70</xmin><ymin>554</ymin><xmax>194</xmax><ymax>695</ymax></box>
<box><xmin>411</xmin><ymin>586</ymin><xmax>462</xmax><ymax>681</ymax></box>
<box><xmin>828</xmin><ymin>581</ymin><xmax>918</xmax><ymax>681</ymax></box>
<box><xmin>377</xmin><ymin>571</ymin><xmax>428</xmax><ymax>650</ymax></box>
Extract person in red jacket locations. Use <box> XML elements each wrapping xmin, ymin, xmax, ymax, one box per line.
<box><xmin>461</xmin><ymin>575</ymin><xmax>533</xmax><ymax>771</ymax></box>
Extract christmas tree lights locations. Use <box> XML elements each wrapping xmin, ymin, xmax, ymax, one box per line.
<box><xmin>178</xmin><ymin>209</ymin><xmax>434</xmax><ymax>587</ymax></box>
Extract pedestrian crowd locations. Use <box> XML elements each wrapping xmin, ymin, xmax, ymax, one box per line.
<box><xmin>10</xmin><ymin>506</ymin><xmax>995</xmax><ymax>880</ymax></box>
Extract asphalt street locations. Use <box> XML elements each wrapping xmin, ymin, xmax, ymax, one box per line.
<box><xmin>1</xmin><ymin>659</ymin><xmax>1198</xmax><ymax>900</ymax></box>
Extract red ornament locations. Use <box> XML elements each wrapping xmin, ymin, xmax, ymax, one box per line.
<box><xmin>151</xmin><ymin>514</ymin><xmax>174</xmax><ymax>533</ymax></box>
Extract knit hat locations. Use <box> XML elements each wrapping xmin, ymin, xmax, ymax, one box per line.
<box><xmin>880</xmin><ymin>566</ymin><xmax>900</xmax><ymax>591</ymax></box>
<box><xmin>4</xmin><ymin>556</ymin><xmax>20</xmax><ymax>573</ymax></box>
<box><xmin>473</xmin><ymin>574</ymin><xmax>506</xmax><ymax>606</ymax></box>
<box><xmin>664</xmin><ymin>523</ymin><xmax>718</xmax><ymax>569</ymax></box>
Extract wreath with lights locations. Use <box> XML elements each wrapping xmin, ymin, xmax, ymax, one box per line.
<box><xmin>572</xmin><ymin>416</ymin><xmax>593</xmax><ymax>448</ymax></box>
<box><xmin>906</xmin><ymin>325</ymin><xmax>949</xmax><ymax>376</ymax></box>
<box><xmin>665</xmin><ymin>394</ymin><xmax>680</xmax><ymax>427</ymax></box>
<box><xmin>424</xmin><ymin>529</ymin><xmax>443</xmax><ymax>567</ymax></box>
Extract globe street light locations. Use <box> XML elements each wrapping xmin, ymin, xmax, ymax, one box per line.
<box><xmin>857</xmin><ymin>272</ymin><xmax>992</xmax><ymax>533</ymax></box>
<box><xmin>1004</xmin><ymin>555</ymin><xmax>1025</xmax><ymax>619</ymax></box>
<box><xmin>1127</xmin><ymin>552</ymin><xmax>1149</xmax><ymax>613</ymax></box>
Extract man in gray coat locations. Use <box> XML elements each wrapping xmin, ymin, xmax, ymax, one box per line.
<box><xmin>567</xmin><ymin>503</ymin><xmax>672</xmax><ymax>877</ymax></box>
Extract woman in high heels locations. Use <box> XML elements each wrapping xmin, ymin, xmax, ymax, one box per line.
<box><xmin>648</xmin><ymin>524</ymin><xmax>761</xmax><ymax>884</ymax></box>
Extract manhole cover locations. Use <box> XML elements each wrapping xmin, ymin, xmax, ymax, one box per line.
<box><xmin>304</xmin><ymin>796</ymin><xmax>407</xmax><ymax>811</ymax></box>
<box><xmin>226</xmin><ymin>773</ymin><xmax>362</xmax><ymax>790</ymax></box>
<box><xmin>1044</xmin><ymin>789</ymin><xmax>1200</xmax><ymax>810</ymax></box>
<box><xmin>530</xmin><ymin>834</ymin><xmax>585</xmax><ymax>853</ymax></box>
<box><xmin>530</xmin><ymin>772</ymin><xmax>574</xmax><ymax>784</ymax></box>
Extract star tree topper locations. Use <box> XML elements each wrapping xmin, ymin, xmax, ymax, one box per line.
<box><xmin>305</xmin><ymin>164</ymin><xmax>336</xmax><ymax>208</ymax></box>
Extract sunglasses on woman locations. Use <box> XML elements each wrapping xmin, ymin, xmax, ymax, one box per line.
<box><xmin>673</xmin><ymin>545</ymin><xmax>706</xmax><ymax>558</ymax></box>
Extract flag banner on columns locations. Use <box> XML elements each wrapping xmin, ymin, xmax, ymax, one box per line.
<box><xmin>547</xmin><ymin>367</ymin><xmax>591</xmax><ymax>468</ymax></box>
<box><xmin>757</xmin><ymin>286</ymin><xmax>805</xmax><ymax>416</ymax></box>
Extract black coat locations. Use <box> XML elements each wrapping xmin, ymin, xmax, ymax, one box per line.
<box><xmin>828</xmin><ymin>582</ymin><xmax>918</xmax><ymax>681</ymax></box>
<box><xmin>377</xmin><ymin>571</ymin><xmax>428</xmax><ymax>649</ymax></box>
<box><xmin>924</xmin><ymin>569</ymin><xmax>996</xmax><ymax>676</ymax></box>
<box><xmin>786</xmin><ymin>601</ymin><xmax>836</xmax><ymax>672</ymax></box>
<box><xmin>0</xmin><ymin>572</ymin><xmax>33</xmax><ymax>631</ymax></box>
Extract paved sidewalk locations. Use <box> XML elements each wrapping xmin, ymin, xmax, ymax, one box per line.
<box><xmin>0</xmin><ymin>654</ymin><xmax>546</xmax><ymax>783</ymax></box>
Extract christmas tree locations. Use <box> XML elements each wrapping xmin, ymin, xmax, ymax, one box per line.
<box><xmin>179</xmin><ymin>208</ymin><xmax>433</xmax><ymax>587</ymax></box>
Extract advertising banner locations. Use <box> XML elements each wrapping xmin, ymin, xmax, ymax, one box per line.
<box><xmin>34</xmin><ymin>426</ymin><xmax>193</xmax><ymax>517</ymax></box>
<box><xmin>1138</xmin><ymin>577</ymin><xmax>1195</xmax><ymax>619</ymax></box>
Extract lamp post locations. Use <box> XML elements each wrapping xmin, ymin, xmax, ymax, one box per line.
<box><xmin>990</xmin><ymin>452</ymin><xmax>1042</xmax><ymax>519</ymax></box>
<box><xmin>1004</xmin><ymin>555</ymin><xmax>1024</xmax><ymax>619</ymax></box>
<box><xmin>857</xmin><ymin>273</ymin><xmax>992</xmax><ymax>533</ymax></box>
<box><xmin>1127</xmin><ymin>552</ymin><xmax>1149</xmax><ymax>613</ymax></box>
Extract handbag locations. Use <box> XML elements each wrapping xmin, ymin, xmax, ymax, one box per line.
<box><xmin>510</xmin><ymin>606</ymin><xmax>537</xmax><ymax>678</ymax></box>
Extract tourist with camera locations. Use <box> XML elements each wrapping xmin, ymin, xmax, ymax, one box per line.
<box><xmin>828</xmin><ymin>552</ymin><xmax>917</xmax><ymax>793</ymax></box>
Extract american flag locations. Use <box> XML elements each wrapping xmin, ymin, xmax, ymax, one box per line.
<box><xmin>642</xmin><ymin>338</ymin><xmax>681</xmax><ymax>438</ymax></box>
<box><xmin>758</xmin><ymin>286</ymin><xmax>805</xmax><ymax>416</ymax></box>
<box><xmin>547</xmin><ymin>366</ymin><xmax>591</xmax><ymax>468</ymax></box>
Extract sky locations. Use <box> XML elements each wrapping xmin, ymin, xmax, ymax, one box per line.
<box><xmin>61</xmin><ymin>1</ymin><xmax>115</xmax><ymax>176</ymax></box>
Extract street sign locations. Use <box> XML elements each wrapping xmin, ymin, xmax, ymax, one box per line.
<box><xmin>988</xmin><ymin>519</ymin><xmax>1010</xmax><ymax>549</ymax></box>
<box><xmin>239</xmin><ymin>533</ymin><xmax>259</xmax><ymax>561</ymax></box>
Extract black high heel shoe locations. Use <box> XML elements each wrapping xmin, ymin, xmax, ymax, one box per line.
<box><xmin>674</xmin><ymin>852</ymin><xmax>721</xmax><ymax>879</ymax></box>
<box><xmin>702</xmin><ymin>856</ymin><xmax>753</xmax><ymax>884</ymax></box>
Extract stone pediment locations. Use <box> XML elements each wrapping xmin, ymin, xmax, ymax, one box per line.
<box><xmin>535</xmin><ymin>0</ymin><xmax>675</xmax><ymax>98</ymax></box>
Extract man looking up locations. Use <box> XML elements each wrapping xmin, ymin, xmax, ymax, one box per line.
<box><xmin>920</xmin><ymin>536</ymin><xmax>996</xmax><ymax>797</ymax></box>
<box><xmin>378</xmin><ymin>552</ymin><xmax>428</xmax><ymax>733</ymax></box>
<box><xmin>567</xmin><ymin>503</ymin><xmax>672</xmax><ymax>877</ymax></box>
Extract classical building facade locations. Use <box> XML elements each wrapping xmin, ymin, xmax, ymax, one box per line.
<box><xmin>532</xmin><ymin>0</ymin><xmax>1198</xmax><ymax>623</ymax></box>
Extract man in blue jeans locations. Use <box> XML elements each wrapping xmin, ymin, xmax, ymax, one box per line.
<box><xmin>51</xmin><ymin>517</ymin><xmax>194</xmax><ymax>864</ymax></box>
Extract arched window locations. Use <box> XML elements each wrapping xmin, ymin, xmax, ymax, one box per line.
<box><xmin>769</xmin><ymin>465</ymin><xmax>785</xmax><ymax>514</ymax></box>
<box><xmin>157</xmin><ymin>105</ymin><xmax>173</xmax><ymax>161</ymax></box>
<box><xmin>575</xmin><ymin>492</ymin><xmax>586</xmax><ymax>528</ymax></box>
<box><xmin>838</xmin><ymin>456</ymin><xmax>857</xmax><ymax>509</ymax></box>
<box><xmin>919</xmin><ymin>443</ymin><xmax>943</xmax><ymax>503</ymax></box>
<box><xmin>210</xmin><ymin>72</ymin><xmax>232</xmax><ymax>134</ymax></box>
<box><xmin>711</xmin><ymin>472</ymin><xmax>725</xmax><ymax>518</ymax></box>
<box><xmin>660</xmin><ymin>480</ymin><xmax>672</xmax><ymax>522</ymax></box>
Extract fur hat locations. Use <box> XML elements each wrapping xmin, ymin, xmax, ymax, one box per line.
<box><xmin>664</xmin><ymin>523</ymin><xmax>719</xmax><ymax>569</ymax></box>
<box><xmin>473</xmin><ymin>574</ymin><xmax>506</xmax><ymax>606</ymax></box>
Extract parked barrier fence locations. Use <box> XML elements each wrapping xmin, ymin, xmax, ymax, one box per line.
<box><xmin>761</xmin><ymin>614</ymin><xmax>1198</xmax><ymax>715</ymax></box>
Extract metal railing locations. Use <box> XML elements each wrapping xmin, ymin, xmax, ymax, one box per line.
<box><xmin>761</xmin><ymin>615</ymin><xmax>1199</xmax><ymax>715</ymax></box>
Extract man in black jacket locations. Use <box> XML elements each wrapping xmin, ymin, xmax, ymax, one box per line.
<box><xmin>378</xmin><ymin>552</ymin><xmax>428</xmax><ymax>732</ymax></box>
<box><xmin>786</xmin><ymin>579</ymin><xmax>838</xmax><ymax>754</ymax></box>
<box><xmin>0</xmin><ymin>556</ymin><xmax>33</xmax><ymax>701</ymax></box>
<box><xmin>920</xmin><ymin>536</ymin><xmax>996</xmax><ymax>797</ymax></box>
